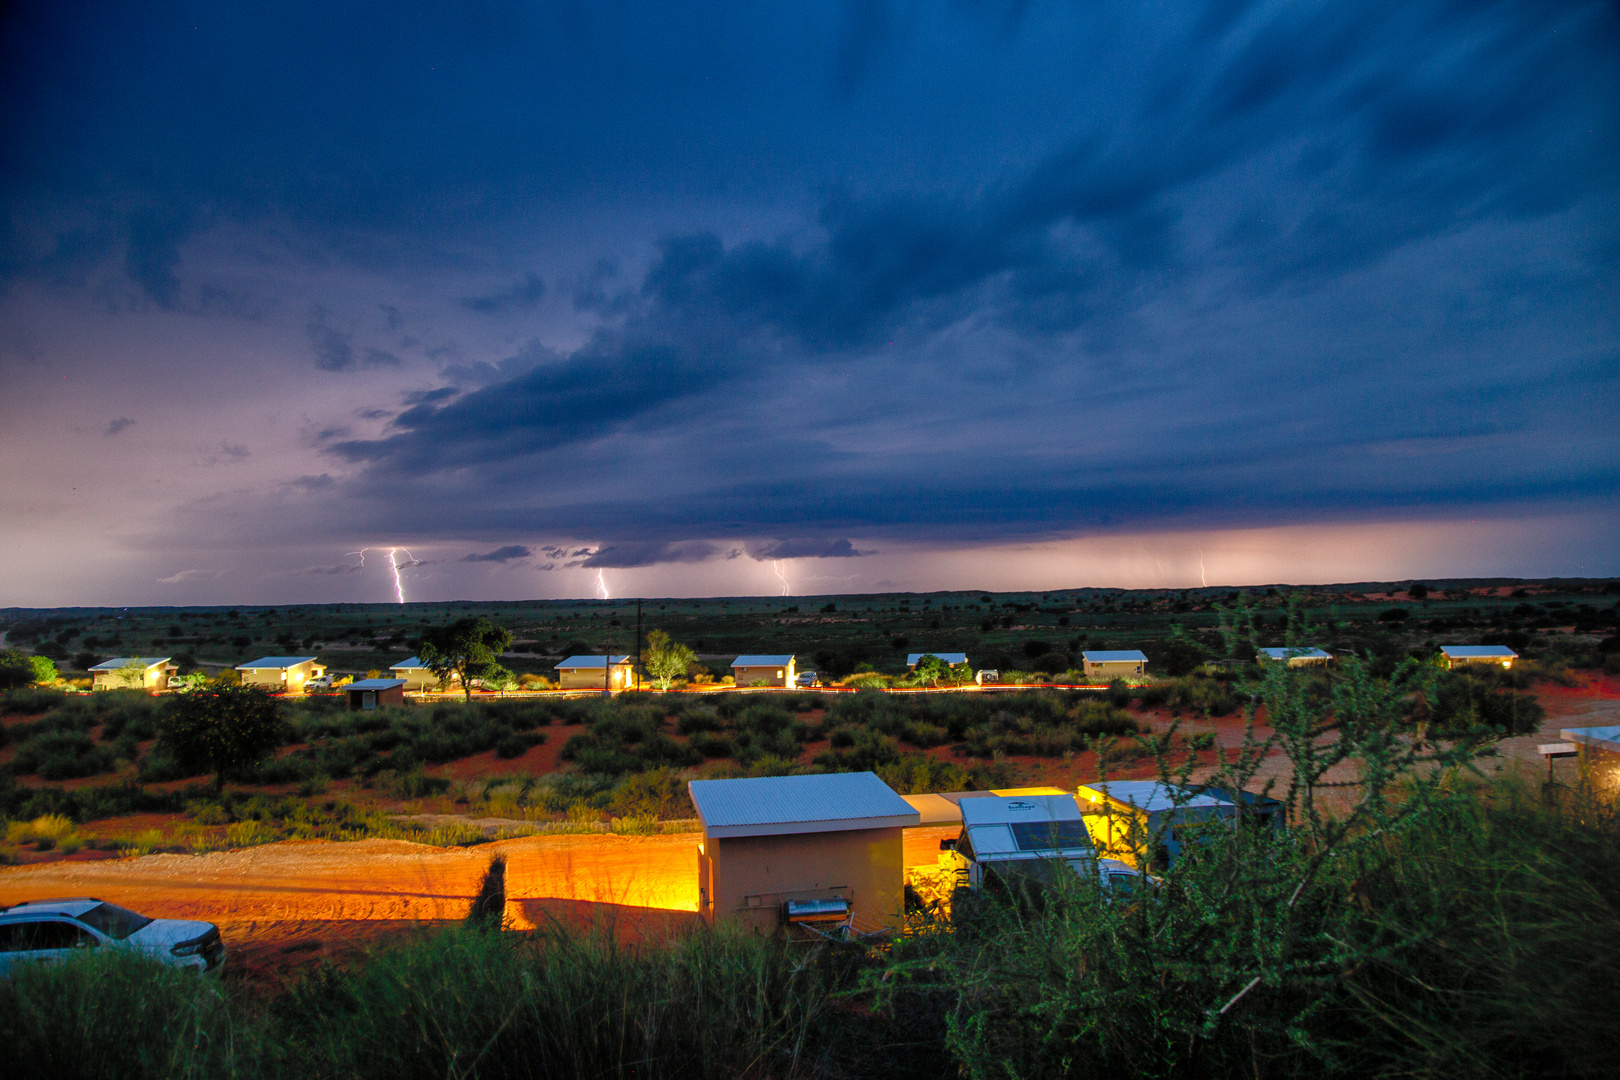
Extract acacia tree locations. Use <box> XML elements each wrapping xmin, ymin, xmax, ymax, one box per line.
<box><xmin>644</xmin><ymin>630</ymin><xmax>697</xmax><ymax>691</ymax></box>
<box><xmin>158</xmin><ymin>683</ymin><xmax>286</xmax><ymax>792</ymax></box>
<box><xmin>418</xmin><ymin>617</ymin><xmax>513</xmax><ymax>702</ymax></box>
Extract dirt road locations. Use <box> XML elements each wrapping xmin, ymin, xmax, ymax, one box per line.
<box><xmin>0</xmin><ymin>832</ymin><xmax>701</xmax><ymax>932</ymax></box>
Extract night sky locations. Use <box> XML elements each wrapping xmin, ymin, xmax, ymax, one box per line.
<box><xmin>1</xmin><ymin>1</ymin><xmax>1616</xmax><ymax>606</ymax></box>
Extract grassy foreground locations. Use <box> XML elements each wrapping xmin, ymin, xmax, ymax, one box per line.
<box><xmin>1</xmin><ymin>777</ymin><xmax>1615</xmax><ymax>1080</ymax></box>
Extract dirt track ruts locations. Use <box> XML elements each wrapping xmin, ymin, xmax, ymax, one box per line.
<box><xmin>0</xmin><ymin>833</ymin><xmax>701</xmax><ymax>929</ymax></box>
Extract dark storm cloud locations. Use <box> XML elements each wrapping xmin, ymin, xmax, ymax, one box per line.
<box><xmin>2</xmin><ymin>0</ymin><xmax>1616</xmax><ymax>585</ymax></box>
<box><xmin>577</xmin><ymin>541</ymin><xmax>723</xmax><ymax>568</ymax></box>
<box><xmin>749</xmin><ymin>538</ymin><xmax>869</xmax><ymax>560</ymax></box>
<box><xmin>462</xmin><ymin>545</ymin><xmax>532</xmax><ymax>563</ymax></box>
<box><xmin>401</xmin><ymin>387</ymin><xmax>459</xmax><ymax>407</ymax></box>
<box><xmin>104</xmin><ymin>416</ymin><xmax>134</xmax><ymax>436</ymax></box>
<box><xmin>461</xmin><ymin>272</ymin><xmax>546</xmax><ymax>314</ymax></box>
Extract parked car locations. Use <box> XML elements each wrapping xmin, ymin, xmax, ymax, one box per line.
<box><xmin>974</xmin><ymin>669</ymin><xmax>999</xmax><ymax>685</ymax></box>
<box><xmin>0</xmin><ymin>898</ymin><xmax>225</xmax><ymax>977</ymax></box>
<box><xmin>304</xmin><ymin>675</ymin><xmax>335</xmax><ymax>691</ymax></box>
<box><xmin>795</xmin><ymin>671</ymin><xmax>819</xmax><ymax>688</ymax></box>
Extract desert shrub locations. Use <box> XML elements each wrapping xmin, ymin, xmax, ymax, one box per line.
<box><xmin>1135</xmin><ymin>684</ymin><xmax>1170</xmax><ymax>708</ymax></box>
<box><xmin>901</xmin><ymin>721</ymin><xmax>949</xmax><ymax>748</ymax></box>
<box><xmin>530</xmin><ymin>773</ymin><xmax>615</xmax><ymax>813</ymax></box>
<box><xmin>0</xmin><ymin>687</ymin><xmax>69</xmax><ymax>716</ymax></box>
<box><xmin>8</xmin><ymin>730</ymin><xmax>117</xmax><ymax>779</ymax></box>
<box><xmin>688</xmin><ymin>730</ymin><xmax>734</xmax><ymax>758</ymax></box>
<box><xmin>675</xmin><ymin>707</ymin><xmax>723</xmax><ymax>735</ymax></box>
<box><xmin>609</xmin><ymin>767</ymin><xmax>694</xmax><ymax>819</ymax></box>
<box><xmin>1162</xmin><ymin>675</ymin><xmax>1241</xmax><ymax>718</ymax></box>
<box><xmin>4</xmin><ymin>814</ymin><xmax>79</xmax><ymax>848</ymax></box>
<box><xmin>495</xmin><ymin>730</ymin><xmax>547</xmax><ymax>759</ymax></box>
<box><xmin>1420</xmin><ymin>671</ymin><xmax>1545</xmax><ymax>737</ymax></box>
<box><xmin>560</xmin><ymin>711</ymin><xmax>702</xmax><ymax>774</ymax></box>
<box><xmin>875</xmin><ymin>754</ymin><xmax>970</xmax><ymax>795</ymax></box>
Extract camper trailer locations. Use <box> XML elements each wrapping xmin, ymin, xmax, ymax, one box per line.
<box><xmin>939</xmin><ymin>794</ymin><xmax>1146</xmax><ymax>895</ymax></box>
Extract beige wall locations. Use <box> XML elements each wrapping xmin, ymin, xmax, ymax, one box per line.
<box><xmin>92</xmin><ymin>664</ymin><xmax>172</xmax><ymax>691</ymax></box>
<box><xmin>732</xmin><ymin>660</ymin><xmax>794</xmax><ymax>688</ymax></box>
<box><xmin>392</xmin><ymin>668</ymin><xmax>442</xmax><ymax>692</ymax></box>
<box><xmin>557</xmin><ymin>665</ymin><xmax>632</xmax><ymax>690</ymax></box>
<box><xmin>1445</xmin><ymin>655</ymin><xmax>1515</xmax><ymax>670</ymax></box>
<box><xmin>701</xmin><ymin>825</ymin><xmax>905</xmax><ymax>932</ymax></box>
<box><xmin>239</xmin><ymin>660</ymin><xmax>323</xmax><ymax>690</ymax></box>
<box><xmin>1579</xmin><ymin>746</ymin><xmax>1620</xmax><ymax>801</ymax></box>
<box><xmin>1083</xmin><ymin>659</ymin><xmax>1144</xmax><ymax>679</ymax></box>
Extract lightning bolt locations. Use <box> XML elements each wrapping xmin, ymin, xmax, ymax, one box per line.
<box><xmin>345</xmin><ymin>546</ymin><xmax>414</xmax><ymax>603</ymax></box>
<box><xmin>595</xmin><ymin>569</ymin><xmax>610</xmax><ymax>600</ymax></box>
<box><xmin>1198</xmin><ymin>549</ymin><xmax>1208</xmax><ymax>589</ymax></box>
<box><xmin>772</xmin><ymin>559</ymin><xmax>789</xmax><ymax>596</ymax></box>
<box><xmin>389</xmin><ymin>547</ymin><xmax>415</xmax><ymax>604</ymax></box>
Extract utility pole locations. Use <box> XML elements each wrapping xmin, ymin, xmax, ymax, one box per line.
<box><xmin>635</xmin><ymin>598</ymin><xmax>643</xmax><ymax>693</ymax></box>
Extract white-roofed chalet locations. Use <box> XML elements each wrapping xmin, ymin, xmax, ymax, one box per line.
<box><xmin>731</xmin><ymin>654</ymin><xmax>796</xmax><ymax>688</ymax></box>
<box><xmin>1258</xmin><ymin>646</ymin><xmax>1334</xmax><ymax>667</ymax></box>
<box><xmin>234</xmin><ymin>656</ymin><xmax>324</xmax><ymax>692</ymax></box>
<box><xmin>388</xmin><ymin>656</ymin><xmax>441</xmax><ymax>691</ymax></box>
<box><xmin>1082</xmin><ymin>650</ymin><xmax>1147</xmax><ymax>680</ymax></box>
<box><xmin>89</xmin><ymin>657</ymin><xmax>176</xmax><ymax>691</ymax></box>
<box><xmin>554</xmin><ymin>655</ymin><xmax>633</xmax><ymax>690</ymax></box>
<box><xmin>688</xmin><ymin>772</ymin><xmax>919</xmax><ymax>931</ymax></box>
<box><xmin>1440</xmin><ymin>645</ymin><xmax>1518</xmax><ymax>669</ymax></box>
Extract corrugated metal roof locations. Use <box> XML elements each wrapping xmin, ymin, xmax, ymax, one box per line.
<box><xmin>88</xmin><ymin>657</ymin><xmax>171</xmax><ymax>671</ymax></box>
<box><xmin>907</xmin><ymin>652</ymin><xmax>968</xmax><ymax>666</ymax></box>
<box><xmin>348</xmin><ymin>678</ymin><xmax>406</xmax><ymax>690</ymax></box>
<box><xmin>1259</xmin><ymin>647</ymin><xmax>1333</xmax><ymax>660</ymax></box>
<box><xmin>1440</xmin><ymin>645</ymin><xmax>1518</xmax><ymax>658</ymax></box>
<box><xmin>1080</xmin><ymin>781</ymin><xmax>1231</xmax><ymax>814</ymax></box>
<box><xmin>555</xmin><ymin>655</ymin><xmax>631</xmax><ymax>669</ymax></box>
<box><xmin>688</xmin><ymin>772</ymin><xmax>918</xmax><ymax>838</ymax></box>
<box><xmin>389</xmin><ymin>656</ymin><xmax>425</xmax><ymax>669</ymax></box>
<box><xmin>1562</xmin><ymin>726</ymin><xmax>1620</xmax><ymax>753</ymax></box>
<box><xmin>732</xmin><ymin>655</ymin><xmax>795</xmax><ymax>667</ymax></box>
<box><xmin>1082</xmin><ymin>650</ymin><xmax>1148</xmax><ymax>663</ymax></box>
<box><xmin>235</xmin><ymin>656</ymin><xmax>318</xmax><ymax>670</ymax></box>
<box><xmin>960</xmin><ymin>794</ymin><xmax>1084</xmax><ymax>826</ymax></box>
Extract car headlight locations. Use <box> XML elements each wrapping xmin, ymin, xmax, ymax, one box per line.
<box><xmin>171</xmin><ymin>940</ymin><xmax>205</xmax><ymax>956</ymax></box>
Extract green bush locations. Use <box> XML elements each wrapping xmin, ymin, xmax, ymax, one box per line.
<box><xmin>0</xmin><ymin>687</ymin><xmax>69</xmax><ymax>716</ymax></box>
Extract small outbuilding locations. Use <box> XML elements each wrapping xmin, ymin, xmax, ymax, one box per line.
<box><xmin>731</xmin><ymin>655</ymin><xmax>797</xmax><ymax>688</ymax></box>
<box><xmin>1440</xmin><ymin>645</ymin><xmax>1518</xmax><ymax>670</ymax></box>
<box><xmin>346</xmin><ymin>678</ymin><xmax>406</xmax><ymax>711</ymax></box>
<box><xmin>388</xmin><ymin>656</ymin><xmax>442</xmax><ymax>692</ymax></box>
<box><xmin>1082</xmin><ymin>650</ymin><xmax>1148</xmax><ymax>680</ymax></box>
<box><xmin>554</xmin><ymin>655</ymin><xmax>634</xmax><ymax>690</ymax></box>
<box><xmin>235</xmin><ymin>656</ymin><xmax>325</xmax><ymax>692</ymax></box>
<box><xmin>1258</xmin><ymin>647</ymin><xmax>1334</xmax><ymax>667</ymax></box>
<box><xmin>688</xmin><ymin>771</ymin><xmax>919</xmax><ymax>933</ymax></box>
<box><xmin>89</xmin><ymin>657</ymin><xmax>176</xmax><ymax>692</ymax></box>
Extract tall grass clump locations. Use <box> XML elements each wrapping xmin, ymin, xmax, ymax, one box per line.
<box><xmin>269</xmin><ymin>924</ymin><xmax>840</xmax><ymax>1080</ymax></box>
<box><xmin>0</xmin><ymin>949</ymin><xmax>255</xmax><ymax>1080</ymax></box>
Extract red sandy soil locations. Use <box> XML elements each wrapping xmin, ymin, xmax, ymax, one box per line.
<box><xmin>0</xmin><ymin>832</ymin><xmax>705</xmax><ymax>986</ymax></box>
<box><xmin>440</xmin><ymin>724</ymin><xmax>586</xmax><ymax>779</ymax></box>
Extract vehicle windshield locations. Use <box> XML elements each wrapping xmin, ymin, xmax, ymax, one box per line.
<box><xmin>75</xmin><ymin>902</ymin><xmax>154</xmax><ymax>940</ymax></box>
